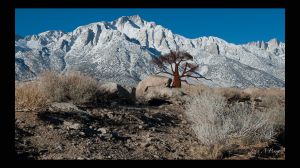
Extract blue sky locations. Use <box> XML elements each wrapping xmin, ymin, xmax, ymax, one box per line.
<box><xmin>15</xmin><ymin>8</ymin><xmax>285</xmax><ymax>44</ymax></box>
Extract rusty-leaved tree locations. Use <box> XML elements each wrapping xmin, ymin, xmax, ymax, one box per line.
<box><xmin>152</xmin><ymin>50</ymin><xmax>211</xmax><ymax>88</ymax></box>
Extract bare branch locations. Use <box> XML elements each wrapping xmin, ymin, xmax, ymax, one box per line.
<box><xmin>180</xmin><ymin>63</ymin><xmax>188</xmax><ymax>77</ymax></box>
<box><xmin>154</xmin><ymin>70</ymin><xmax>173</xmax><ymax>76</ymax></box>
<box><xmin>183</xmin><ymin>74</ymin><xmax>212</xmax><ymax>81</ymax></box>
<box><xmin>170</xmin><ymin>63</ymin><xmax>175</xmax><ymax>73</ymax></box>
<box><xmin>181</xmin><ymin>79</ymin><xmax>189</xmax><ymax>84</ymax></box>
<box><xmin>181</xmin><ymin>63</ymin><xmax>199</xmax><ymax>77</ymax></box>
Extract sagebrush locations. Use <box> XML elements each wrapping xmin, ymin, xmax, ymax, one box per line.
<box><xmin>15</xmin><ymin>81</ymin><xmax>48</xmax><ymax>110</ymax></box>
<box><xmin>38</xmin><ymin>71</ymin><xmax>100</xmax><ymax>104</ymax></box>
<box><xmin>16</xmin><ymin>71</ymin><xmax>101</xmax><ymax>110</ymax></box>
<box><xmin>185</xmin><ymin>90</ymin><xmax>281</xmax><ymax>146</ymax></box>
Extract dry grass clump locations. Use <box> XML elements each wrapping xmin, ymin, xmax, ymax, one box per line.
<box><xmin>15</xmin><ymin>81</ymin><xmax>48</xmax><ymax>110</ymax></box>
<box><xmin>185</xmin><ymin>90</ymin><xmax>278</xmax><ymax>147</ymax></box>
<box><xmin>189</xmin><ymin>144</ymin><xmax>225</xmax><ymax>159</ymax></box>
<box><xmin>181</xmin><ymin>82</ymin><xmax>209</xmax><ymax>96</ymax></box>
<box><xmin>16</xmin><ymin>71</ymin><xmax>101</xmax><ymax>111</ymax></box>
<box><xmin>62</xmin><ymin>71</ymin><xmax>99</xmax><ymax>104</ymax></box>
<box><xmin>185</xmin><ymin>86</ymin><xmax>285</xmax><ymax>159</ymax></box>
<box><xmin>246</xmin><ymin>87</ymin><xmax>284</xmax><ymax>98</ymax></box>
<box><xmin>39</xmin><ymin>71</ymin><xmax>100</xmax><ymax>105</ymax></box>
<box><xmin>246</xmin><ymin>87</ymin><xmax>285</xmax><ymax>130</ymax></box>
<box><xmin>255</xmin><ymin>88</ymin><xmax>284</xmax><ymax>107</ymax></box>
<box><xmin>39</xmin><ymin>71</ymin><xmax>68</xmax><ymax>102</ymax></box>
<box><xmin>213</xmin><ymin>87</ymin><xmax>251</xmax><ymax>102</ymax></box>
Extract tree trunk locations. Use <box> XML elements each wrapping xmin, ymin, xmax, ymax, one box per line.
<box><xmin>172</xmin><ymin>64</ymin><xmax>181</xmax><ymax>88</ymax></box>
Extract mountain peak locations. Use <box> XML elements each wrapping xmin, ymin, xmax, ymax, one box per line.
<box><xmin>127</xmin><ymin>15</ymin><xmax>142</xmax><ymax>21</ymax></box>
<box><xmin>267</xmin><ymin>38</ymin><xmax>280</xmax><ymax>46</ymax></box>
<box><xmin>38</xmin><ymin>30</ymin><xmax>65</xmax><ymax>37</ymax></box>
<box><xmin>114</xmin><ymin>15</ymin><xmax>145</xmax><ymax>27</ymax></box>
<box><xmin>245</xmin><ymin>38</ymin><xmax>284</xmax><ymax>50</ymax></box>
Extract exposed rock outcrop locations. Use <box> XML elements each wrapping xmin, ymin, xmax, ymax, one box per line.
<box><xmin>135</xmin><ymin>75</ymin><xmax>185</xmax><ymax>104</ymax></box>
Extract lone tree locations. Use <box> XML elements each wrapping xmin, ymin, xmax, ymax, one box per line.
<box><xmin>152</xmin><ymin>50</ymin><xmax>211</xmax><ymax>88</ymax></box>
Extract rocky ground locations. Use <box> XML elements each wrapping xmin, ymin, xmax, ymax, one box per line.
<box><xmin>15</xmin><ymin>101</ymin><xmax>285</xmax><ymax>160</ymax></box>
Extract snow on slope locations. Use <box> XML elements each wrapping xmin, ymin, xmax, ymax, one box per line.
<box><xmin>15</xmin><ymin>15</ymin><xmax>285</xmax><ymax>88</ymax></box>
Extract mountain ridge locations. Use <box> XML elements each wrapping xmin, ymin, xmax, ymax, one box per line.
<box><xmin>15</xmin><ymin>15</ymin><xmax>285</xmax><ymax>88</ymax></box>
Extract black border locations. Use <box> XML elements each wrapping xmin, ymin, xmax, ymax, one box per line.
<box><xmin>1</xmin><ymin>0</ymin><xmax>294</xmax><ymax>162</ymax></box>
<box><xmin>13</xmin><ymin>0</ymin><xmax>287</xmax><ymax>8</ymax></box>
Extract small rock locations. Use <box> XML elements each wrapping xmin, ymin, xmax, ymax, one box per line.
<box><xmin>144</xmin><ymin>113</ymin><xmax>151</xmax><ymax>118</ymax></box>
<box><xmin>107</xmin><ymin>113</ymin><xmax>113</xmax><ymax>119</ymax></box>
<box><xmin>56</xmin><ymin>145</ymin><xmax>63</xmax><ymax>151</ymax></box>
<box><xmin>79</xmin><ymin>132</ymin><xmax>85</xmax><ymax>136</ymax></box>
<box><xmin>63</xmin><ymin>121</ymin><xmax>81</xmax><ymax>130</ymax></box>
<box><xmin>172</xmin><ymin>138</ymin><xmax>179</xmax><ymax>143</ymax></box>
<box><xmin>181</xmin><ymin>120</ymin><xmax>187</xmax><ymax>124</ymax></box>
<box><xmin>47</xmin><ymin>125</ymin><xmax>54</xmax><ymax>129</ymax></box>
<box><xmin>153</xmin><ymin>155</ymin><xmax>160</xmax><ymax>159</ymax></box>
<box><xmin>140</xmin><ymin>142</ymin><xmax>149</xmax><ymax>148</ymax></box>
<box><xmin>138</xmin><ymin>125</ymin><xmax>143</xmax><ymax>129</ymax></box>
<box><xmin>146</xmin><ymin>137</ymin><xmax>152</xmax><ymax>142</ymax></box>
<box><xmin>89</xmin><ymin>126</ymin><xmax>93</xmax><ymax>129</ymax></box>
<box><xmin>131</xmin><ymin>136</ymin><xmax>137</xmax><ymax>141</ymax></box>
<box><xmin>97</xmin><ymin>128</ymin><xmax>107</xmax><ymax>134</ymax></box>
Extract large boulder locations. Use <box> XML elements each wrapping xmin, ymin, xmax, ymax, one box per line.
<box><xmin>136</xmin><ymin>75</ymin><xmax>185</xmax><ymax>103</ymax></box>
<box><xmin>136</xmin><ymin>75</ymin><xmax>172</xmax><ymax>99</ymax></box>
<box><xmin>98</xmin><ymin>82</ymin><xmax>132</xmax><ymax>104</ymax></box>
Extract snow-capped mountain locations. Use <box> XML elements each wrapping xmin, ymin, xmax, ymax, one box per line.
<box><xmin>15</xmin><ymin>15</ymin><xmax>285</xmax><ymax>88</ymax></box>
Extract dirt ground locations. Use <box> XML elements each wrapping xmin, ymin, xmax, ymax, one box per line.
<box><xmin>15</xmin><ymin>103</ymin><xmax>285</xmax><ymax>160</ymax></box>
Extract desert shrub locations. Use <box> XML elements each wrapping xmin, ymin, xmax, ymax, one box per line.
<box><xmin>185</xmin><ymin>90</ymin><xmax>276</xmax><ymax>146</ymax></box>
<box><xmin>260</xmin><ymin>94</ymin><xmax>281</xmax><ymax>108</ymax></box>
<box><xmin>15</xmin><ymin>81</ymin><xmax>48</xmax><ymax>110</ymax></box>
<box><xmin>185</xmin><ymin>91</ymin><xmax>227</xmax><ymax>145</ymax></box>
<box><xmin>39</xmin><ymin>71</ymin><xmax>68</xmax><ymax>102</ymax></box>
<box><xmin>261</xmin><ymin>102</ymin><xmax>285</xmax><ymax>130</ymax></box>
<box><xmin>225</xmin><ymin>103</ymin><xmax>275</xmax><ymax>144</ymax></box>
<box><xmin>63</xmin><ymin>71</ymin><xmax>99</xmax><ymax>104</ymax></box>
<box><xmin>38</xmin><ymin>71</ymin><xmax>100</xmax><ymax>105</ymax></box>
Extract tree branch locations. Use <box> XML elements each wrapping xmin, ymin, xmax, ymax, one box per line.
<box><xmin>170</xmin><ymin>63</ymin><xmax>175</xmax><ymax>73</ymax></box>
<box><xmin>180</xmin><ymin>63</ymin><xmax>188</xmax><ymax>77</ymax></box>
<box><xmin>182</xmin><ymin>74</ymin><xmax>212</xmax><ymax>81</ymax></box>
<box><xmin>154</xmin><ymin>70</ymin><xmax>173</xmax><ymax>76</ymax></box>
